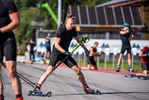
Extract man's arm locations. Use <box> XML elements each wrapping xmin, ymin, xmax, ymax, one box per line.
<box><xmin>54</xmin><ymin>37</ymin><xmax>65</xmax><ymax>53</ymax></box>
<box><xmin>129</xmin><ymin>31</ymin><xmax>135</xmax><ymax>41</ymax></box>
<box><xmin>89</xmin><ymin>48</ymin><xmax>98</xmax><ymax>56</ymax></box>
<box><xmin>74</xmin><ymin>35</ymin><xmax>86</xmax><ymax>49</ymax></box>
<box><xmin>120</xmin><ymin>30</ymin><xmax>129</xmax><ymax>35</ymax></box>
<box><xmin>74</xmin><ymin>35</ymin><xmax>89</xmax><ymax>56</ymax></box>
<box><xmin>139</xmin><ymin>51</ymin><xmax>148</xmax><ymax>57</ymax></box>
<box><xmin>0</xmin><ymin>14</ymin><xmax>20</xmax><ymax>33</ymax></box>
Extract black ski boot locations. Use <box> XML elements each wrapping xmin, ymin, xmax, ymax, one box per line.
<box><xmin>128</xmin><ymin>68</ymin><xmax>134</xmax><ymax>72</ymax></box>
<box><xmin>0</xmin><ymin>95</ymin><xmax>4</xmax><ymax>100</ymax></box>
<box><xmin>116</xmin><ymin>68</ymin><xmax>120</xmax><ymax>72</ymax></box>
<box><xmin>84</xmin><ymin>85</ymin><xmax>95</xmax><ymax>94</ymax></box>
<box><xmin>33</xmin><ymin>84</ymin><xmax>42</xmax><ymax>94</ymax></box>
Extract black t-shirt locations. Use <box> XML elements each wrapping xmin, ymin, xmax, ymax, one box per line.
<box><xmin>30</xmin><ymin>42</ymin><xmax>36</xmax><ymax>53</ymax></box>
<box><xmin>0</xmin><ymin>0</ymin><xmax>18</xmax><ymax>42</ymax></box>
<box><xmin>89</xmin><ymin>47</ymin><xmax>97</xmax><ymax>57</ymax></box>
<box><xmin>120</xmin><ymin>31</ymin><xmax>131</xmax><ymax>47</ymax></box>
<box><xmin>52</xmin><ymin>25</ymin><xmax>78</xmax><ymax>53</ymax></box>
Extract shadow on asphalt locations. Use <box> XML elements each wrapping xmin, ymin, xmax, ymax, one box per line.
<box><xmin>52</xmin><ymin>93</ymin><xmax>90</xmax><ymax>96</ymax></box>
<box><xmin>101</xmin><ymin>92</ymin><xmax>149</xmax><ymax>94</ymax></box>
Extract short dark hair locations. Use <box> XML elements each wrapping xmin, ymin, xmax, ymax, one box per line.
<box><xmin>94</xmin><ymin>42</ymin><xmax>98</xmax><ymax>45</ymax></box>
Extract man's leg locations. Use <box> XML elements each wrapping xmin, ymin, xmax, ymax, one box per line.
<box><xmin>49</xmin><ymin>52</ymin><xmax>51</xmax><ymax>59</ymax></box>
<box><xmin>71</xmin><ymin>65</ymin><xmax>86</xmax><ymax>85</ymax></box>
<box><xmin>92</xmin><ymin>65</ymin><xmax>98</xmax><ymax>70</ymax></box>
<box><xmin>71</xmin><ymin>65</ymin><xmax>95</xmax><ymax>94</ymax></box>
<box><xmin>43</xmin><ymin>52</ymin><xmax>48</xmax><ymax>60</ymax></box>
<box><xmin>0</xmin><ymin>63</ymin><xmax>4</xmax><ymax>100</ymax></box>
<box><xmin>38</xmin><ymin>65</ymin><xmax>54</xmax><ymax>85</ymax></box>
<box><xmin>127</xmin><ymin>53</ymin><xmax>131</xmax><ymax>68</ymax></box>
<box><xmin>82</xmin><ymin>64</ymin><xmax>91</xmax><ymax>70</ymax></box>
<box><xmin>33</xmin><ymin>65</ymin><xmax>55</xmax><ymax>93</ymax></box>
<box><xmin>5</xmin><ymin>61</ymin><xmax>23</xmax><ymax>100</ymax></box>
<box><xmin>116</xmin><ymin>54</ymin><xmax>123</xmax><ymax>72</ymax></box>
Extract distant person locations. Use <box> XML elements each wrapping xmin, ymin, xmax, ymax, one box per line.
<box><xmin>0</xmin><ymin>0</ymin><xmax>23</xmax><ymax>100</ymax></box>
<box><xmin>116</xmin><ymin>23</ymin><xmax>135</xmax><ymax>72</ymax></box>
<box><xmin>82</xmin><ymin>42</ymin><xmax>104</xmax><ymax>70</ymax></box>
<box><xmin>28</xmin><ymin>39</ymin><xmax>36</xmax><ymax>62</ymax></box>
<box><xmin>43</xmin><ymin>36</ymin><xmax>51</xmax><ymax>60</ymax></box>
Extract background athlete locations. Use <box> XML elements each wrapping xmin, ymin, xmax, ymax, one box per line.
<box><xmin>82</xmin><ymin>42</ymin><xmax>104</xmax><ymax>70</ymax></box>
<box><xmin>33</xmin><ymin>14</ymin><xmax>98</xmax><ymax>94</ymax></box>
<box><xmin>43</xmin><ymin>35</ymin><xmax>51</xmax><ymax>60</ymax></box>
<box><xmin>116</xmin><ymin>23</ymin><xmax>135</xmax><ymax>72</ymax></box>
<box><xmin>0</xmin><ymin>0</ymin><xmax>23</xmax><ymax>100</ymax></box>
<box><xmin>135</xmin><ymin>46</ymin><xmax>149</xmax><ymax>78</ymax></box>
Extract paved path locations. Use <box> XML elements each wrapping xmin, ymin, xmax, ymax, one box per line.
<box><xmin>1</xmin><ymin>63</ymin><xmax>149</xmax><ymax>100</ymax></box>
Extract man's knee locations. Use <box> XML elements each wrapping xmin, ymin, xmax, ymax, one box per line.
<box><xmin>72</xmin><ymin>66</ymin><xmax>81</xmax><ymax>74</ymax></box>
<box><xmin>142</xmin><ymin>70</ymin><xmax>148</xmax><ymax>75</ymax></box>
<box><xmin>8</xmin><ymin>70</ymin><xmax>17</xmax><ymax>79</ymax></box>
<box><xmin>6</xmin><ymin>63</ymin><xmax>17</xmax><ymax>79</ymax></box>
<box><xmin>45</xmin><ymin>65</ymin><xmax>54</xmax><ymax>75</ymax></box>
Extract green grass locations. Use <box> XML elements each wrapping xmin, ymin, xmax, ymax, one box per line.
<box><xmin>76</xmin><ymin>60</ymin><xmax>142</xmax><ymax>72</ymax></box>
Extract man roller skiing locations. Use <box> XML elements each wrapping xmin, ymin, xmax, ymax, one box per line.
<box><xmin>0</xmin><ymin>0</ymin><xmax>23</xmax><ymax>100</ymax></box>
<box><xmin>33</xmin><ymin>14</ymin><xmax>99</xmax><ymax>94</ymax></box>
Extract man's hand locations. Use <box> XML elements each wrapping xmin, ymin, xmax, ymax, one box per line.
<box><xmin>98</xmin><ymin>51</ymin><xmax>104</xmax><ymax>56</ymax></box>
<box><xmin>146</xmin><ymin>52</ymin><xmax>149</xmax><ymax>57</ymax></box>
<box><xmin>63</xmin><ymin>51</ymin><xmax>71</xmax><ymax>56</ymax></box>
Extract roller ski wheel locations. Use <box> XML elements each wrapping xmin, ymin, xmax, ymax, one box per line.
<box><xmin>28</xmin><ymin>91</ymin><xmax>32</xmax><ymax>96</ymax></box>
<box><xmin>28</xmin><ymin>90</ymin><xmax>52</xmax><ymax>97</ymax></box>
<box><xmin>47</xmin><ymin>91</ymin><xmax>52</xmax><ymax>97</ymax></box>
<box><xmin>94</xmin><ymin>90</ymin><xmax>101</xmax><ymax>95</ymax></box>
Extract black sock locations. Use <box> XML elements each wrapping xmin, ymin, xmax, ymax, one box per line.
<box><xmin>16</xmin><ymin>94</ymin><xmax>22</xmax><ymax>98</ymax></box>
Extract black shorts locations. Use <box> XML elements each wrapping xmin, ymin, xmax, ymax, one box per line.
<box><xmin>141</xmin><ymin>63</ymin><xmax>149</xmax><ymax>71</ymax></box>
<box><xmin>46</xmin><ymin>46</ymin><xmax>51</xmax><ymax>52</ymax></box>
<box><xmin>120</xmin><ymin>46</ymin><xmax>131</xmax><ymax>54</ymax></box>
<box><xmin>87</xmin><ymin>56</ymin><xmax>96</xmax><ymax>66</ymax></box>
<box><xmin>49</xmin><ymin>53</ymin><xmax>77</xmax><ymax>68</ymax></box>
<box><xmin>0</xmin><ymin>39</ymin><xmax>17</xmax><ymax>63</ymax></box>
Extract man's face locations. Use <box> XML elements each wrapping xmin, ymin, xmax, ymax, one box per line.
<box><xmin>123</xmin><ymin>26</ymin><xmax>129</xmax><ymax>30</ymax></box>
<box><xmin>66</xmin><ymin>19</ymin><xmax>75</xmax><ymax>30</ymax></box>
<box><xmin>94</xmin><ymin>43</ymin><xmax>98</xmax><ymax>48</ymax></box>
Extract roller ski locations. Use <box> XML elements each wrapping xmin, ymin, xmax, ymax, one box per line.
<box><xmin>83</xmin><ymin>84</ymin><xmax>101</xmax><ymax>95</ymax></box>
<box><xmin>28</xmin><ymin>84</ymin><xmax>52</xmax><ymax>97</ymax></box>
<box><xmin>124</xmin><ymin>74</ymin><xmax>136</xmax><ymax>78</ymax></box>
<box><xmin>138</xmin><ymin>75</ymin><xmax>149</xmax><ymax>80</ymax></box>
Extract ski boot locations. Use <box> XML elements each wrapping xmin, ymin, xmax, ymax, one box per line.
<box><xmin>28</xmin><ymin>84</ymin><xmax>52</xmax><ymax>97</ymax></box>
<box><xmin>83</xmin><ymin>84</ymin><xmax>101</xmax><ymax>95</ymax></box>
<box><xmin>32</xmin><ymin>84</ymin><xmax>42</xmax><ymax>94</ymax></box>
<box><xmin>16</xmin><ymin>97</ymin><xmax>23</xmax><ymax>100</ymax></box>
<box><xmin>116</xmin><ymin>68</ymin><xmax>120</xmax><ymax>72</ymax></box>
<box><xmin>128</xmin><ymin>68</ymin><xmax>134</xmax><ymax>72</ymax></box>
<box><xmin>0</xmin><ymin>96</ymin><xmax>4</xmax><ymax>100</ymax></box>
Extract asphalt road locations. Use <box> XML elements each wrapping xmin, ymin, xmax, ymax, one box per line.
<box><xmin>1</xmin><ymin>63</ymin><xmax>149</xmax><ymax>100</ymax></box>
